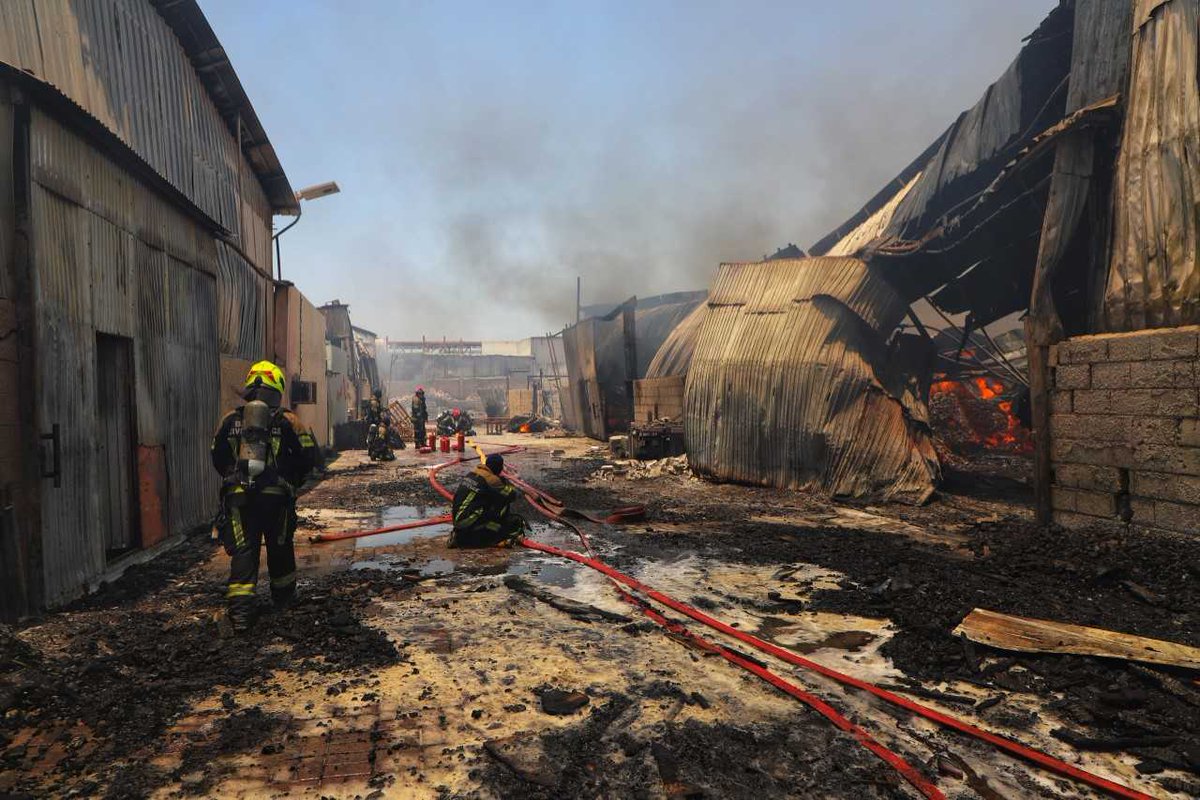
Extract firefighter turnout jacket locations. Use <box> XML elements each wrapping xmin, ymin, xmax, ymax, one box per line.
<box><xmin>211</xmin><ymin>406</ymin><xmax>321</xmax><ymax>493</ymax></box>
<box><xmin>211</xmin><ymin>405</ymin><xmax>321</xmax><ymax>623</ymax></box>
<box><xmin>451</xmin><ymin>464</ymin><xmax>523</xmax><ymax>546</ymax></box>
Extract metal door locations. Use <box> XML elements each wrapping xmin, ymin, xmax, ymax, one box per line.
<box><xmin>95</xmin><ymin>334</ymin><xmax>139</xmax><ymax>557</ymax></box>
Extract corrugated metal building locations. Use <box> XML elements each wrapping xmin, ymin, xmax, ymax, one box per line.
<box><xmin>0</xmin><ymin>0</ymin><xmax>296</xmax><ymax>618</ymax></box>
<box><xmin>661</xmin><ymin>0</ymin><xmax>1200</xmax><ymax>519</ymax></box>
<box><xmin>274</xmin><ymin>284</ymin><xmax>329</xmax><ymax>445</ymax></box>
<box><xmin>685</xmin><ymin>259</ymin><xmax>939</xmax><ymax>503</ymax></box>
<box><xmin>562</xmin><ymin>293</ymin><xmax>706</xmax><ymax>439</ymax></box>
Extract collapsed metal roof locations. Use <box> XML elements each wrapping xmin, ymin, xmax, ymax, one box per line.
<box><xmin>649</xmin><ymin>0</ymin><xmax>1200</xmax><ymax>501</ymax></box>
<box><xmin>685</xmin><ymin>258</ymin><xmax>939</xmax><ymax>503</ymax></box>
<box><xmin>811</xmin><ymin>0</ymin><xmax>1078</xmax><ymax>328</ymax></box>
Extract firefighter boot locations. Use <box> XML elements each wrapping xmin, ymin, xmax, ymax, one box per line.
<box><xmin>227</xmin><ymin>597</ymin><xmax>254</xmax><ymax>634</ymax></box>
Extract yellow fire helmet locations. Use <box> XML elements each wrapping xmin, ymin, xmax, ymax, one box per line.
<box><xmin>245</xmin><ymin>360</ymin><xmax>286</xmax><ymax>395</ymax></box>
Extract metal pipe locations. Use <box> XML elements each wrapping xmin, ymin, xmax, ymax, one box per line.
<box><xmin>272</xmin><ymin>204</ymin><xmax>302</xmax><ymax>281</ymax></box>
<box><xmin>923</xmin><ymin>298</ymin><xmax>1029</xmax><ymax>387</ymax></box>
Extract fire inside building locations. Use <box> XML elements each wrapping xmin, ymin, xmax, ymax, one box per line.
<box><xmin>1</xmin><ymin>2</ymin><xmax>1198</xmax><ymax>799</ymax></box>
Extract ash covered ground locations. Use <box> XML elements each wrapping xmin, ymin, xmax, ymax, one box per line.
<box><xmin>1</xmin><ymin>438</ymin><xmax>1196</xmax><ymax>799</ymax></box>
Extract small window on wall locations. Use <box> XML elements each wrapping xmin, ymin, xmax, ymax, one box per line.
<box><xmin>291</xmin><ymin>380</ymin><xmax>318</xmax><ymax>405</ymax></box>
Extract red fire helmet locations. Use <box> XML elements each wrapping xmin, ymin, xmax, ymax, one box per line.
<box><xmin>452</xmin><ymin>408</ymin><xmax>461</xmax><ymax>417</ymax></box>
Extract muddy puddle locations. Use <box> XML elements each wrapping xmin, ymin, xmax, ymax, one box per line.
<box><xmin>351</xmin><ymin>505</ymin><xmax>451</xmax><ymax>548</ymax></box>
<box><xmin>506</xmin><ymin>560</ymin><xmax>577</xmax><ymax>588</ymax></box>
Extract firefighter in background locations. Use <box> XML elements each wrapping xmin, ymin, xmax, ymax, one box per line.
<box><xmin>411</xmin><ymin>386</ymin><xmax>428</xmax><ymax>448</ymax></box>
<box><xmin>435</xmin><ymin>407</ymin><xmax>456</xmax><ymax>436</ymax></box>
<box><xmin>211</xmin><ymin>361</ymin><xmax>321</xmax><ymax>633</ymax></box>
<box><xmin>364</xmin><ymin>388</ymin><xmax>384</xmax><ymax>448</ymax></box>
<box><xmin>455</xmin><ymin>408</ymin><xmax>476</xmax><ymax>436</ymax></box>
<box><xmin>450</xmin><ymin>453</ymin><xmax>527</xmax><ymax>547</ymax></box>
<box><xmin>367</xmin><ymin>416</ymin><xmax>396</xmax><ymax>461</ymax></box>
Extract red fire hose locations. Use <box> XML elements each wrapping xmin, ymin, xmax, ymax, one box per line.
<box><xmin>329</xmin><ymin>449</ymin><xmax>1151</xmax><ymax>800</ymax></box>
<box><xmin>477</xmin><ymin>469</ymin><xmax>1153</xmax><ymax>799</ymax></box>
<box><xmin>429</xmin><ymin>454</ymin><xmax>943</xmax><ymax>798</ymax></box>
<box><xmin>624</xmin><ymin>591</ymin><xmax>945</xmax><ymax>799</ymax></box>
<box><xmin>308</xmin><ymin>515</ymin><xmax>452</xmax><ymax>543</ymax></box>
<box><xmin>519</xmin><ymin>538</ymin><xmax>1153</xmax><ymax>800</ymax></box>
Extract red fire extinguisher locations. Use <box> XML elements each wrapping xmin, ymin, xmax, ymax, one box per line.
<box><xmin>456</xmin><ymin>431</ymin><xmax>465</xmax><ymax>452</ymax></box>
<box><xmin>440</xmin><ymin>435</ymin><xmax>450</xmax><ymax>452</ymax></box>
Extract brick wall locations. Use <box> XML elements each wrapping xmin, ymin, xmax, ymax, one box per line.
<box><xmin>633</xmin><ymin>375</ymin><xmax>685</xmax><ymax>423</ymax></box>
<box><xmin>1050</xmin><ymin>325</ymin><xmax>1200</xmax><ymax>535</ymax></box>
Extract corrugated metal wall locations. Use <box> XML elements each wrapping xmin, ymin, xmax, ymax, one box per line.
<box><xmin>684</xmin><ymin>258</ymin><xmax>940</xmax><ymax>504</ymax></box>
<box><xmin>216</xmin><ymin>241</ymin><xmax>267</xmax><ymax>360</ymax></box>
<box><xmin>0</xmin><ymin>0</ymin><xmax>273</xmax><ymax>272</ymax></box>
<box><xmin>29</xmin><ymin>109</ymin><xmax>220</xmax><ymax>604</ymax></box>
<box><xmin>646</xmin><ymin>303</ymin><xmax>706</xmax><ymax>378</ymax></box>
<box><xmin>1103</xmin><ymin>0</ymin><xmax>1200</xmax><ymax>331</ymax></box>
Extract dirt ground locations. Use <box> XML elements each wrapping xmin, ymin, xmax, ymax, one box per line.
<box><xmin>1</xmin><ymin>434</ymin><xmax>1197</xmax><ymax>799</ymax></box>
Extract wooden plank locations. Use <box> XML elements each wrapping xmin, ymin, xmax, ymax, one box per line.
<box><xmin>953</xmin><ymin>608</ymin><xmax>1200</xmax><ymax>669</ymax></box>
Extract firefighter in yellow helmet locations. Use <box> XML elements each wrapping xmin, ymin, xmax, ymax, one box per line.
<box><xmin>211</xmin><ymin>361</ymin><xmax>321</xmax><ymax>633</ymax></box>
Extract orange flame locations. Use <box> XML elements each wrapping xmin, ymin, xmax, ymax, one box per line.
<box><xmin>930</xmin><ymin>376</ymin><xmax>1031</xmax><ymax>453</ymax></box>
<box><xmin>518</xmin><ymin>423</ymin><xmax>531</xmax><ymax>433</ymax></box>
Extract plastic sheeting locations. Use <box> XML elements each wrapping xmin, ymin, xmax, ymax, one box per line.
<box><xmin>1103</xmin><ymin>0</ymin><xmax>1200</xmax><ymax>330</ymax></box>
<box><xmin>685</xmin><ymin>258</ymin><xmax>940</xmax><ymax>503</ymax></box>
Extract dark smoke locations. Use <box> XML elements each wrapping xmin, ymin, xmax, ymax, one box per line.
<box><xmin>265</xmin><ymin>1</ymin><xmax>1057</xmax><ymax>340</ymax></box>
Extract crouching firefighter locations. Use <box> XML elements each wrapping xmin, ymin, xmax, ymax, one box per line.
<box><xmin>450</xmin><ymin>454</ymin><xmax>527</xmax><ymax>547</ymax></box>
<box><xmin>211</xmin><ymin>361</ymin><xmax>321</xmax><ymax>633</ymax></box>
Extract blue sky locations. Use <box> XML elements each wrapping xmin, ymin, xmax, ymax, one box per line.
<box><xmin>204</xmin><ymin>1</ymin><xmax>1056</xmax><ymax>340</ymax></box>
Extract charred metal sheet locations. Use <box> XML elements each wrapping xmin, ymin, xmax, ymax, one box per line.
<box><xmin>646</xmin><ymin>303</ymin><xmax>706</xmax><ymax>378</ymax></box>
<box><xmin>564</xmin><ymin>295</ymin><xmax>706</xmax><ymax>439</ymax></box>
<box><xmin>685</xmin><ymin>258</ymin><xmax>939</xmax><ymax>504</ymax></box>
<box><xmin>0</xmin><ymin>0</ymin><xmax>286</xmax><ymax>271</ymax></box>
<box><xmin>29</xmin><ymin>109</ymin><xmax>221</xmax><ymax>605</ymax></box>
<box><xmin>1028</xmin><ymin>0</ymin><xmax>1132</xmax><ymax>343</ymax></box>
<box><xmin>1103</xmin><ymin>0</ymin><xmax>1200</xmax><ymax>331</ymax></box>
<box><xmin>807</xmin><ymin>2</ymin><xmax>1075</xmax><ymax>326</ymax></box>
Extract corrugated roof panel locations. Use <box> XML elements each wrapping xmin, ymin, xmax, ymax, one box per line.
<box><xmin>1104</xmin><ymin>0</ymin><xmax>1200</xmax><ymax>331</ymax></box>
<box><xmin>0</xmin><ymin>0</ymin><xmax>282</xmax><ymax>272</ymax></box>
<box><xmin>685</xmin><ymin>258</ymin><xmax>939</xmax><ymax>503</ymax></box>
<box><xmin>826</xmin><ymin>173</ymin><xmax>921</xmax><ymax>257</ymax></box>
<box><xmin>646</xmin><ymin>303</ymin><xmax>706</xmax><ymax>378</ymax></box>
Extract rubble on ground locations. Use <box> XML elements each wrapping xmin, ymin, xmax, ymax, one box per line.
<box><xmin>592</xmin><ymin>455</ymin><xmax>692</xmax><ymax>481</ymax></box>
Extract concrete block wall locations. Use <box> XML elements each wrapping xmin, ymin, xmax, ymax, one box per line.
<box><xmin>1050</xmin><ymin>325</ymin><xmax>1200</xmax><ymax>535</ymax></box>
<box><xmin>633</xmin><ymin>375</ymin><xmax>685</xmax><ymax>423</ymax></box>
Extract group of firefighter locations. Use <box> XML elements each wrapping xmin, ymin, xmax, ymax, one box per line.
<box><xmin>211</xmin><ymin>362</ymin><xmax>522</xmax><ymax>634</ymax></box>
<box><xmin>362</xmin><ymin>386</ymin><xmax>477</xmax><ymax>462</ymax></box>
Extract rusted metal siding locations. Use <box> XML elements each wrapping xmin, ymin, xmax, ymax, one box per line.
<box><xmin>684</xmin><ymin>258</ymin><xmax>940</xmax><ymax>503</ymax></box>
<box><xmin>1103</xmin><ymin>0</ymin><xmax>1200</xmax><ymax>331</ymax></box>
<box><xmin>216</xmin><ymin>241</ymin><xmax>267</xmax><ymax>360</ymax></box>
<box><xmin>29</xmin><ymin>108</ymin><xmax>220</xmax><ymax>605</ymax></box>
<box><xmin>0</xmin><ymin>0</ymin><xmax>275</xmax><ymax>273</ymax></box>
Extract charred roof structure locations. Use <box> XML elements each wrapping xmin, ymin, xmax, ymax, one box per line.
<box><xmin>658</xmin><ymin>0</ymin><xmax>1200</xmax><ymax>509</ymax></box>
<box><xmin>685</xmin><ymin>258</ymin><xmax>939</xmax><ymax>502</ymax></box>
